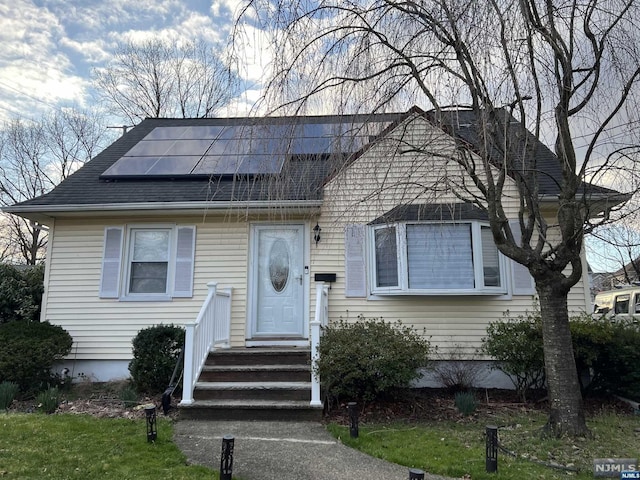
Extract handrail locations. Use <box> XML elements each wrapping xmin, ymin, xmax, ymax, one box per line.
<box><xmin>180</xmin><ymin>282</ymin><xmax>232</xmax><ymax>405</ymax></box>
<box><xmin>310</xmin><ymin>282</ymin><xmax>329</xmax><ymax>407</ymax></box>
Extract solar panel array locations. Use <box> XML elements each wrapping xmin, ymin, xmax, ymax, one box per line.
<box><xmin>101</xmin><ymin>121</ymin><xmax>387</xmax><ymax>178</ymax></box>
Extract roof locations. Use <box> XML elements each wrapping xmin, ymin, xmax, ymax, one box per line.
<box><xmin>4</xmin><ymin>107</ymin><xmax>622</xmax><ymax>222</ymax></box>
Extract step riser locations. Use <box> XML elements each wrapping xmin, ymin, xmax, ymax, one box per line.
<box><xmin>206</xmin><ymin>351</ymin><xmax>310</xmax><ymax>366</ymax></box>
<box><xmin>194</xmin><ymin>389</ymin><xmax>310</xmax><ymax>402</ymax></box>
<box><xmin>199</xmin><ymin>370</ymin><xmax>310</xmax><ymax>383</ymax></box>
<box><xmin>179</xmin><ymin>407</ymin><xmax>322</xmax><ymax>421</ymax></box>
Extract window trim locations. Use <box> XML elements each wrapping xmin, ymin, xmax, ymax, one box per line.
<box><xmin>368</xmin><ymin>220</ymin><xmax>508</xmax><ymax>296</ymax></box>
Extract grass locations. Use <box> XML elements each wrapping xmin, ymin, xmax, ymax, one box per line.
<box><xmin>327</xmin><ymin>408</ymin><xmax>640</xmax><ymax>479</ymax></box>
<box><xmin>0</xmin><ymin>413</ymin><xmax>217</xmax><ymax>479</ymax></box>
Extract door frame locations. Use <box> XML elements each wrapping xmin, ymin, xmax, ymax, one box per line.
<box><xmin>246</xmin><ymin>222</ymin><xmax>310</xmax><ymax>346</ymax></box>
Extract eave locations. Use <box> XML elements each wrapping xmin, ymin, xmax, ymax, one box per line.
<box><xmin>3</xmin><ymin>200</ymin><xmax>324</xmax><ymax>224</ymax></box>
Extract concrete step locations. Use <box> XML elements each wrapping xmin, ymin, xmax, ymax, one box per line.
<box><xmin>198</xmin><ymin>364</ymin><xmax>311</xmax><ymax>383</ymax></box>
<box><xmin>178</xmin><ymin>399</ymin><xmax>323</xmax><ymax>421</ymax></box>
<box><xmin>205</xmin><ymin>347</ymin><xmax>310</xmax><ymax>366</ymax></box>
<box><xmin>194</xmin><ymin>381</ymin><xmax>312</xmax><ymax>401</ymax></box>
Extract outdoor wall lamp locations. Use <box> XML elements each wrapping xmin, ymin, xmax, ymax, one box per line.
<box><xmin>145</xmin><ymin>405</ymin><xmax>157</xmax><ymax>442</ymax></box>
<box><xmin>313</xmin><ymin>223</ymin><xmax>321</xmax><ymax>245</ymax></box>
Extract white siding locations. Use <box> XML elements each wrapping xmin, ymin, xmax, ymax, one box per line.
<box><xmin>44</xmin><ymin>215</ymin><xmax>251</xmax><ymax>360</ymax></box>
<box><xmin>308</xmin><ymin>115</ymin><xmax>590</xmax><ymax>357</ymax></box>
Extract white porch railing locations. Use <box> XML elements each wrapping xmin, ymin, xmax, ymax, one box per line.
<box><xmin>180</xmin><ymin>282</ymin><xmax>232</xmax><ymax>406</ymax></box>
<box><xmin>310</xmin><ymin>282</ymin><xmax>329</xmax><ymax>407</ymax></box>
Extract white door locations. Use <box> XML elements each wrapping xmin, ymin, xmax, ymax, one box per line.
<box><xmin>251</xmin><ymin>225</ymin><xmax>305</xmax><ymax>337</ymax></box>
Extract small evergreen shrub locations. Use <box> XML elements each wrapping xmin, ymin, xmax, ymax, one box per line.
<box><xmin>0</xmin><ymin>321</ymin><xmax>73</xmax><ymax>394</ymax></box>
<box><xmin>0</xmin><ymin>264</ymin><xmax>44</xmax><ymax>324</ymax></box>
<box><xmin>0</xmin><ymin>381</ymin><xmax>19</xmax><ymax>410</ymax></box>
<box><xmin>454</xmin><ymin>391</ymin><xmax>478</xmax><ymax>416</ymax></box>
<box><xmin>481</xmin><ymin>311</ymin><xmax>545</xmax><ymax>401</ymax></box>
<box><xmin>36</xmin><ymin>386</ymin><xmax>60</xmax><ymax>414</ymax></box>
<box><xmin>129</xmin><ymin>324</ymin><xmax>185</xmax><ymax>394</ymax></box>
<box><xmin>315</xmin><ymin>317</ymin><xmax>430</xmax><ymax>403</ymax></box>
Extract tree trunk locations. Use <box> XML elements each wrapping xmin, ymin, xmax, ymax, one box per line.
<box><xmin>536</xmin><ymin>280</ymin><xmax>590</xmax><ymax>437</ymax></box>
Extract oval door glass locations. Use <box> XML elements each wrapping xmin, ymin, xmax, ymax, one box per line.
<box><xmin>269</xmin><ymin>239</ymin><xmax>290</xmax><ymax>292</ymax></box>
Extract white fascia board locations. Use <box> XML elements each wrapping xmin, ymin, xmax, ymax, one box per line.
<box><xmin>4</xmin><ymin>200</ymin><xmax>323</xmax><ymax>224</ymax></box>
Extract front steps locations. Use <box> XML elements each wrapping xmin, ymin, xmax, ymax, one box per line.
<box><xmin>179</xmin><ymin>347</ymin><xmax>322</xmax><ymax>421</ymax></box>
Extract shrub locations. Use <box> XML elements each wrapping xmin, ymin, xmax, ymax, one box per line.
<box><xmin>0</xmin><ymin>381</ymin><xmax>19</xmax><ymax>410</ymax></box>
<box><xmin>119</xmin><ymin>384</ymin><xmax>138</xmax><ymax>409</ymax></box>
<box><xmin>430</xmin><ymin>344</ymin><xmax>486</xmax><ymax>392</ymax></box>
<box><xmin>0</xmin><ymin>321</ymin><xmax>73</xmax><ymax>394</ymax></box>
<box><xmin>0</xmin><ymin>264</ymin><xmax>44</xmax><ymax>324</ymax></box>
<box><xmin>315</xmin><ymin>317</ymin><xmax>430</xmax><ymax>403</ymax></box>
<box><xmin>454</xmin><ymin>391</ymin><xmax>478</xmax><ymax>416</ymax></box>
<box><xmin>129</xmin><ymin>324</ymin><xmax>185</xmax><ymax>394</ymax></box>
<box><xmin>36</xmin><ymin>387</ymin><xmax>61</xmax><ymax>414</ymax></box>
<box><xmin>481</xmin><ymin>311</ymin><xmax>545</xmax><ymax>401</ymax></box>
<box><xmin>571</xmin><ymin>316</ymin><xmax>640</xmax><ymax>399</ymax></box>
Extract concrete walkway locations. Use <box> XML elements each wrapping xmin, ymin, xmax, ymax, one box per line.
<box><xmin>173</xmin><ymin>420</ymin><xmax>453</xmax><ymax>480</ymax></box>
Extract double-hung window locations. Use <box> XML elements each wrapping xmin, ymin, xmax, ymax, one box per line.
<box><xmin>100</xmin><ymin>224</ymin><xmax>196</xmax><ymax>300</ymax></box>
<box><xmin>370</xmin><ymin>221</ymin><xmax>505</xmax><ymax>295</ymax></box>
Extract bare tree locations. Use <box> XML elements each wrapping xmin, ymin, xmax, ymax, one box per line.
<box><xmin>0</xmin><ymin>110</ymin><xmax>109</xmax><ymax>264</ymax></box>
<box><xmin>93</xmin><ymin>39</ymin><xmax>237</xmax><ymax>123</ymax></box>
<box><xmin>239</xmin><ymin>0</ymin><xmax>640</xmax><ymax>436</ymax></box>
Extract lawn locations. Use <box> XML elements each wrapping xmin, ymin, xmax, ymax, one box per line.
<box><xmin>327</xmin><ymin>405</ymin><xmax>640</xmax><ymax>479</ymax></box>
<box><xmin>0</xmin><ymin>413</ymin><xmax>217</xmax><ymax>480</ymax></box>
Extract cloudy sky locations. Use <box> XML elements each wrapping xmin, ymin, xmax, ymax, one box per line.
<box><xmin>0</xmin><ymin>0</ymin><xmax>269</xmax><ymax>124</ymax></box>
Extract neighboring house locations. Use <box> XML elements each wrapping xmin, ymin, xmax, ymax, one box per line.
<box><xmin>4</xmin><ymin>107</ymin><xmax>614</xmax><ymax>417</ymax></box>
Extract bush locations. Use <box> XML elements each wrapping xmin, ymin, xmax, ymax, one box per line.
<box><xmin>0</xmin><ymin>321</ymin><xmax>73</xmax><ymax>394</ymax></box>
<box><xmin>571</xmin><ymin>316</ymin><xmax>640</xmax><ymax>399</ymax></box>
<box><xmin>454</xmin><ymin>391</ymin><xmax>478</xmax><ymax>416</ymax></box>
<box><xmin>0</xmin><ymin>264</ymin><xmax>44</xmax><ymax>324</ymax></box>
<box><xmin>315</xmin><ymin>317</ymin><xmax>430</xmax><ymax>403</ymax></box>
<box><xmin>129</xmin><ymin>324</ymin><xmax>185</xmax><ymax>394</ymax></box>
<box><xmin>481</xmin><ymin>311</ymin><xmax>545</xmax><ymax>401</ymax></box>
<box><xmin>484</xmin><ymin>311</ymin><xmax>640</xmax><ymax>402</ymax></box>
<box><xmin>0</xmin><ymin>381</ymin><xmax>19</xmax><ymax>410</ymax></box>
<box><xmin>36</xmin><ymin>387</ymin><xmax>61</xmax><ymax>414</ymax></box>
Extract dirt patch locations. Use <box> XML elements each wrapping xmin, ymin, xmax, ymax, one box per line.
<box><xmin>323</xmin><ymin>388</ymin><xmax>636</xmax><ymax>425</ymax></box>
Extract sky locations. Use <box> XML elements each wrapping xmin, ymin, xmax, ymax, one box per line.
<box><xmin>0</xmin><ymin>0</ymin><xmax>635</xmax><ymax>274</ymax></box>
<box><xmin>0</xmin><ymin>0</ymin><xmax>269</xmax><ymax>124</ymax></box>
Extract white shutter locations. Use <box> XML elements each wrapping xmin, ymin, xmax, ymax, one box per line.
<box><xmin>173</xmin><ymin>226</ymin><xmax>196</xmax><ymax>298</ymax></box>
<box><xmin>510</xmin><ymin>221</ymin><xmax>536</xmax><ymax>295</ymax></box>
<box><xmin>345</xmin><ymin>224</ymin><xmax>367</xmax><ymax>297</ymax></box>
<box><xmin>100</xmin><ymin>227</ymin><xmax>123</xmax><ymax>298</ymax></box>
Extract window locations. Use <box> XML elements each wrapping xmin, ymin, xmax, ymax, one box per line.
<box><xmin>100</xmin><ymin>225</ymin><xmax>195</xmax><ymax>300</ymax></box>
<box><xmin>127</xmin><ymin>229</ymin><xmax>171</xmax><ymax>294</ymax></box>
<box><xmin>369</xmin><ymin>221</ymin><xmax>505</xmax><ymax>295</ymax></box>
<box><xmin>614</xmin><ymin>294</ymin><xmax>630</xmax><ymax>315</ymax></box>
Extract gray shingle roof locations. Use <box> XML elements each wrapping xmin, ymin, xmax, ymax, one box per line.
<box><xmin>5</xmin><ymin>107</ymin><xmax>618</xmax><ymax>217</ymax></box>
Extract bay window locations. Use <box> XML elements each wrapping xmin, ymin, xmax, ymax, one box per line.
<box><xmin>370</xmin><ymin>221</ymin><xmax>505</xmax><ymax>295</ymax></box>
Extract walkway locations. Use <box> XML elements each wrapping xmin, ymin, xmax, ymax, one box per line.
<box><xmin>173</xmin><ymin>420</ymin><xmax>453</xmax><ymax>480</ymax></box>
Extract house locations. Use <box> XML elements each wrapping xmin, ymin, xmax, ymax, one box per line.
<box><xmin>5</xmin><ymin>107</ymin><xmax>611</xmax><ymax>418</ymax></box>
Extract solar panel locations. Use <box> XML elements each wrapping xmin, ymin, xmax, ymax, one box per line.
<box><xmin>101</xmin><ymin>118</ymin><xmax>394</xmax><ymax>179</ymax></box>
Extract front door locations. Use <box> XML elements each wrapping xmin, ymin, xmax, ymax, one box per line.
<box><xmin>250</xmin><ymin>225</ymin><xmax>305</xmax><ymax>338</ymax></box>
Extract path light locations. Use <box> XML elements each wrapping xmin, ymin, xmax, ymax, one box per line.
<box><xmin>348</xmin><ymin>402</ymin><xmax>359</xmax><ymax>438</ymax></box>
<box><xmin>485</xmin><ymin>425</ymin><xmax>498</xmax><ymax>473</ymax></box>
<box><xmin>220</xmin><ymin>435</ymin><xmax>234</xmax><ymax>480</ymax></box>
<box><xmin>145</xmin><ymin>405</ymin><xmax>157</xmax><ymax>443</ymax></box>
<box><xmin>409</xmin><ymin>468</ymin><xmax>425</xmax><ymax>479</ymax></box>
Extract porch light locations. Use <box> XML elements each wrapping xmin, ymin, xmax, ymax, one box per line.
<box><xmin>485</xmin><ymin>425</ymin><xmax>498</xmax><ymax>473</ymax></box>
<box><xmin>220</xmin><ymin>435</ymin><xmax>235</xmax><ymax>480</ymax></box>
<box><xmin>145</xmin><ymin>405</ymin><xmax>157</xmax><ymax>443</ymax></box>
<box><xmin>313</xmin><ymin>223</ymin><xmax>321</xmax><ymax>245</ymax></box>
